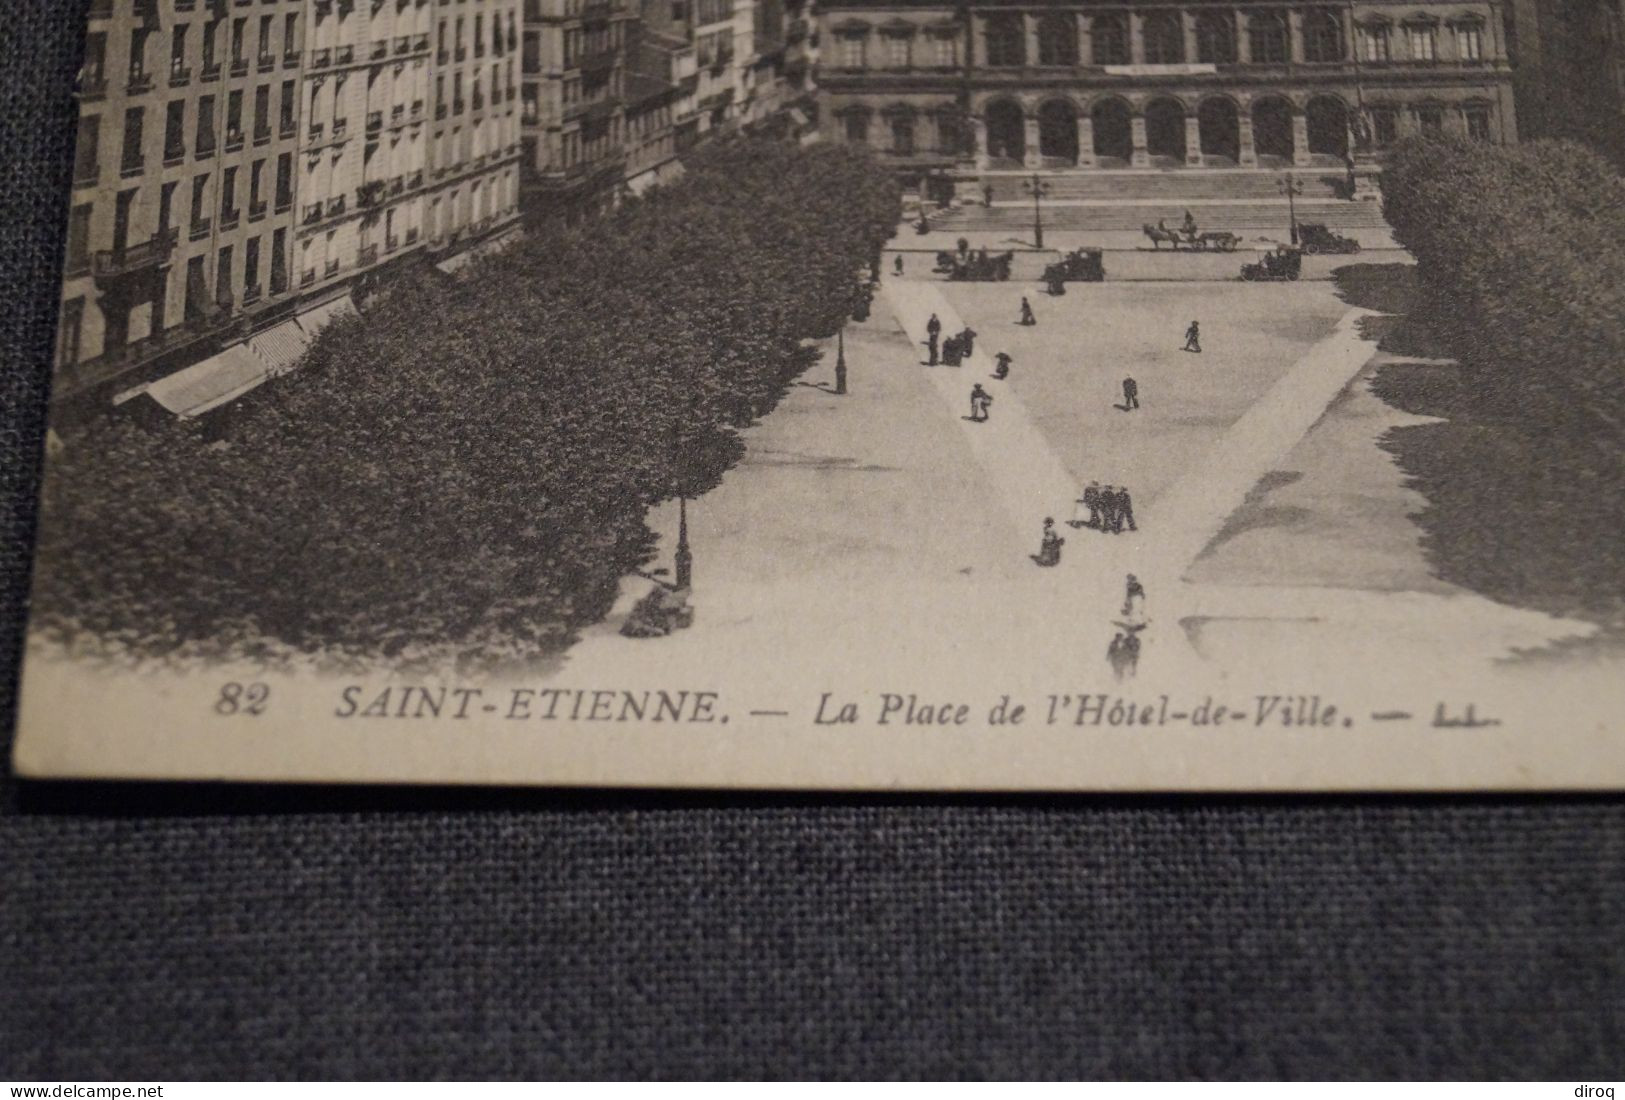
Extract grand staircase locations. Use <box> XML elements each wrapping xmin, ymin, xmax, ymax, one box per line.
<box><xmin>931</xmin><ymin>169</ymin><xmax>1386</xmax><ymax>234</ymax></box>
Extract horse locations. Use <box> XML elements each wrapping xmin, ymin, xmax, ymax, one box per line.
<box><xmin>1143</xmin><ymin>223</ymin><xmax>1183</xmax><ymax>251</ymax></box>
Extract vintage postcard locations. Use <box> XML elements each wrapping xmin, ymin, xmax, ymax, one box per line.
<box><xmin>11</xmin><ymin>0</ymin><xmax>1625</xmax><ymax>790</ymax></box>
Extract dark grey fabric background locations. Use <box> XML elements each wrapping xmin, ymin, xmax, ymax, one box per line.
<box><xmin>3</xmin><ymin>1</ymin><xmax>1623</xmax><ymax>1080</ymax></box>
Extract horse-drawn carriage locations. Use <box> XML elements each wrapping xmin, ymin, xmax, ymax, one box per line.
<box><xmin>936</xmin><ymin>248</ymin><xmax>1014</xmax><ymax>282</ymax></box>
<box><xmin>1240</xmin><ymin>245</ymin><xmax>1303</xmax><ymax>282</ymax></box>
<box><xmin>1143</xmin><ymin>223</ymin><xmax>1241</xmax><ymax>252</ymax></box>
<box><xmin>1041</xmin><ymin>247</ymin><xmax>1105</xmax><ymax>291</ymax></box>
<box><xmin>1297</xmin><ymin>222</ymin><xmax>1361</xmax><ymax>255</ymax></box>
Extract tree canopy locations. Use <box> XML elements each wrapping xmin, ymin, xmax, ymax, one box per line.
<box><xmin>34</xmin><ymin>137</ymin><xmax>901</xmax><ymax>665</ymax></box>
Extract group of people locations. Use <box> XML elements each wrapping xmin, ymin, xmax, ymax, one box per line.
<box><xmin>1070</xmin><ymin>481</ymin><xmax>1137</xmax><ymax>534</ymax></box>
<box><xmin>924</xmin><ymin>313</ymin><xmax>979</xmax><ymax>368</ymax></box>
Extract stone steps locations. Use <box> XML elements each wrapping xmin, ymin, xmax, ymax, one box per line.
<box><xmin>977</xmin><ymin>169</ymin><xmax>1353</xmax><ymax>203</ymax></box>
<box><xmin>932</xmin><ymin>201</ymin><xmax>1388</xmax><ymax>233</ymax></box>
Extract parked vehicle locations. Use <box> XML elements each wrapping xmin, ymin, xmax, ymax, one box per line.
<box><xmin>1142</xmin><ymin>224</ymin><xmax>1241</xmax><ymax>252</ymax></box>
<box><xmin>1297</xmin><ymin>222</ymin><xmax>1361</xmax><ymax>254</ymax></box>
<box><xmin>1041</xmin><ymin>247</ymin><xmax>1105</xmax><ymax>289</ymax></box>
<box><xmin>1241</xmin><ymin>245</ymin><xmax>1303</xmax><ymax>282</ymax></box>
<box><xmin>943</xmin><ymin>249</ymin><xmax>1014</xmax><ymax>282</ymax></box>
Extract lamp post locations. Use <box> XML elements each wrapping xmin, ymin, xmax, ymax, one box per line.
<box><xmin>1279</xmin><ymin>172</ymin><xmax>1304</xmax><ymax>245</ymax></box>
<box><xmin>1023</xmin><ymin>172</ymin><xmax>1050</xmax><ymax>249</ymax></box>
<box><xmin>834</xmin><ymin>326</ymin><xmax>848</xmax><ymax>395</ymax></box>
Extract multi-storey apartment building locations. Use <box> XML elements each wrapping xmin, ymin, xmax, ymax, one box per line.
<box><xmin>425</xmin><ymin>0</ymin><xmax>524</xmax><ymax>256</ymax></box>
<box><xmin>58</xmin><ymin>0</ymin><xmax>308</xmax><ymax>407</ymax></box>
<box><xmin>817</xmin><ymin>1</ymin><xmax>1517</xmax><ymax>181</ymax></box>
<box><xmin>520</xmin><ymin>0</ymin><xmax>638</xmax><ymax>222</ymax></box>
<box><xmin>54</xmin><ymin>0</ymin><xmax>523</xmax><ymax>417</ymax></box>
<box><xmin>294</xmin><ymin>0</ymin><xmax>432</xmax><ymax>296</ymax></box>
<box><xmin>623</xmin><ymin>25</ymin><xmax>700</xmax><ymax>193</ymax></box>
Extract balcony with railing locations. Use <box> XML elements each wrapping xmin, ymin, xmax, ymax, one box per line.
<box><xmin>254</xmin><ymin>123</ymin><xmax>271</xmax><ymax>145</ymax></box>
<box><xmin>230</xmin><ymin>56</ymin><xmax>250</xmax><ymax>77</ymax></box>
<box><xmin>189</xmin><ymin>217</ymin><xmax>212</xmax><ymax>241</ymax></box>
<box><xmin>169</xmin><ymin>63</ymin><xmax>192</xmax><ymax>87</ymax></box>
<box><xmin>395</xmin><ymin>35</ymin><xmax>414</xmax><ymax>56</ymax></box>
<box><xmin>336</xmin><ymin>44</ymin><xmax>355</xmax><ymax>65</ymax></box>
<box><xmin>367</xmin><ymin>110</ymin><xmax>383</xmax><ymax>134</ymax></box>
<box><xmin>304</xmin><ymin>202</ymin><xmax>324</xmax><ymax>225</ymax></box>
<box><xmin>258</xmin><ymin>52</ymin><xmax>276</xmax><ymax>73</ymax></box>
<box><xmin>333</xmin><ymin>117</ymin><xmax>348</xmax><ymax>137</ymax></box>
<box><xmin>202</xmin><ymin>60</ymin><xmax>222</xmax><ymax>82</ymax></box>
<box><xmin>249</xmin><ymin>199</ymin><xmax>268</xmax><ymax>221</ymax></box>
<box><xmin>301</xmin><ymin>269</ymin><xmax>317</xmax><ymax>287</ymax></box>
<box><xmin>359</xmin><ymin>243</ymin><xmax>378</xmax><ymax>267</ymax></box>
<box><xmin>372</xmin><ymin>40</ymin><xmax>390</xmax><ymax>61</ymax></box>
<box><xmin>310</xmin><ymin>47</ymin><xmax>333</xmax><ymax>69</ymax></box>
<box><xmin>325</xmin><ymin>258</ymin><xmax>341</xmax><ymax>276</ymax></box>
<box><xmin>220</xmin><ymin>207</ymin><xmax>240</xmax><ymax>230</ymax></box>
<box><xmin>280</xmin><ymin>114</ymin><xmax>297</xmax><ymax>139</ymax></box>
<box><xmin>225</xmin><ymin>127</ymin><xmax>245</xmax><ymax>152</ymax></box>
<box><xmin>91</xmin><ymin>226</ymin><xmax>179</xmax><ymax>282</ymax></box>
<box><xmin>308</xmin><ymin>120</ymin><xmax>326</xmax><ymax>141</ymax></box>
<box><xmin>326</xmin><ymin>195</ymin><xmax>346</xmax><ymax>218</ymax></box>
<box><xmin>128</xmin><ymin>70</ymin><xmax>154</xmax><ymax>95</ymax></box>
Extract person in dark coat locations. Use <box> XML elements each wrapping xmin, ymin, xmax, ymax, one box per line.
<box><xmin>1122</xmin><ymin>376</ymin><xmax>1139</xmax><ymax>410</ymax></box>
<box><xmin>969</xmin><ymin>383</ymin><xmax>993</xmax><ymax>421</ymax></box>
<box><xmin>959</xmin><ymin>327</ymin><xmax>977</xmax><ymax>357</ymax></box>
<box><xmin>1123</xmin><ymin>573</ymin><xmax>1146</xmax><ymax>616</ymax></box>
<box><xmin>1072</xmin><ymin>480</ymin><xmax>1103</xmax><ymax>529</ymax></box>
<box><xmin>1103</xmin><ymin>486</ymin><xmax>1124</xmax><ymax>533</ymax></box>
<box><xmin>1183</xmin><ymin>320</ymin><xmax>1201</xmax><ymax>353</ymax></box>
<box><xmin>1019</xmin><ymin>297</ymin><xmax>1036</xmax><ymax>326</ymax></box>
<box><xmin>926</xmin><ymin>313</ymin><xmax>942</xmax><ymax>365</ymax></box>
<box><xmin>1117</xmin><ymin>486</ymin><xmax>1138</xmax><ymax>532</ymax></box>
<box><xmin>1032</xmin><ymin>518</ymin><xmax>1064</xmax><ymax>567</ymax></box>
<box><xmin>993</xmin><ymin>352</ymin><xmax>1012</xmax><ymax>380</ymax></box>
<box><xmin>894</xmin><ymin>254</ymin><xmax>904</xmax><ymax>276</ymax></box>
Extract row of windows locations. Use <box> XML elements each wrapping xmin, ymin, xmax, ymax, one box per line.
<box><xmin>81</xmin><ymin>14</ymin><xmax>300</xmax><ymax>93</ymax></box>
<box><xmin>435</xmin><ymin>10</ymin><xmax>519</xmax><ymax>61</ymax></box>
<box><xmin>75</xmin><ymin>82</ymin><xmax>301</xmax><ymax>185</ymax></box>
<box><xmin>837</xmin><ymin>101</ymin><xmax>1495</xmax><ymax>155</ymax></box>
<box><xmin>833</xmin><ymin>10</ymin><xmax>1487</xmax><ymax>70</ymax></box>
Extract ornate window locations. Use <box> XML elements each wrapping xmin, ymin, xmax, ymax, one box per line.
<box><xmin>881</xmin><ymin>28</ymin><xmax>911</xmax><ymax>68</ymax></box>
<box><xmin>1143</xmin><ymin>11</ymin><xmax>1184</xmax><ymax>64</ymax></box>
<box><xmin>1464</xmin><ymin>105</ymin><xmax>1491</xmax><ymax>140</ymax></box>
<box><xmin>1037</xmin><ymin>12</ymin><xmax>1077</xmax><ymax>66</ymax></box>
<box><xmin>837</xmin><ymin>32</ymin><xmax>866</xmax><ymax>69</ymax></box>
<box><xmin>1303</xmin><ymin>9</ymin><xmax>1344</xmax><ymax>61</ymax></box>
<box><xmin>1248</xmin><ymin>11</ymin><xmax>1289</xmax><ymax>63</ymax></box>
<box><xmin>985</xmin><ymin>13</ymin><xmax>1024</xmax><ymax>67</ymax></box>
<box><xmin>887</xmin><ymin>109</ymin><xmax>915</xmax><ymax>155</ymax></box>
<box><xmin>1416</xmin><ymin>104</ymin><xmax>1443</xmax><ymax>132</ymax></box>
<box><xmin>933</xmin><ymin>106</ymin><xmax>964</xmax><ymax>154</ymax></box>
<box><xmin>1453</xmin><ymin>18</ymin><xmax>1484</xmax><ymax>61</ymax></box>
<box><xmin>1406</xmin><ymin>20</ymin><xmax>1437</xmax><ymax>61</ymax></box>
<box><xmin>1195</xmin><ymin>13</ymin><xmax>1236</xmax><ymax>63</ymax></box>
<box><xmin>930</xmin><ymin>32</ymin><xmax>958</xmax><ymax>68</ymax></box>
<box><xmin>1357</xmin><ymin>21</ymin><xmax>1391</xmax><ymax>61</ymax></box>
<box><xmin>1370</xmin><ymin>105</ymin><xmax>1398</xmax><ymax>146</ymax></box>
<box><xmin>841</xmin><ymin>107</ymin><xmax>869</xmax><ymax>144</ymax></box>
<box><xmin>1091</xmin><ymin>13</ymin><xmax>1129</xmax><ymax>65</ymax></box>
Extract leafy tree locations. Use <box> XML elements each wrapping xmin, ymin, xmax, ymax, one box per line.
<box><xmin>34</xmin><ymin>138</ymin><xmax>901</xmax><ymax>664</ymax></box>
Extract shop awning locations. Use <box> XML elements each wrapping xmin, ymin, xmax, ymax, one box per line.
<box><xmin>144</xmin><ymin>342</ymin><xmax>270</xmax><ymax>418</ymax></box>
<box><xmin>294</xmin><ymin>293</ymin><xmax>358</xmax><ymax>339</ymax></box>
<box><xmin>246</xmin><ymin>318</ymin><xmax>312</xmax><ymax>376</ymax></box>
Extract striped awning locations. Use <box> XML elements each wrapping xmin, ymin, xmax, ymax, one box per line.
<box><xmin>144</xmin><ymin>342</ymin><xmax>270</xmax><ymax>418</ymax></box>
<box><xmin>246</xmin><ymin>318</ymin><xmax>312</xmax><ymax>376</ymax></box>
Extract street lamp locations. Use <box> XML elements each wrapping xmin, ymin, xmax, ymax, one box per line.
<box><xmin>675</xmin><ymin>493</ymin><xmax>693</xmax><ymax>590</ymax></box>
<box><xmin>834</xmin><ymin>326</ymin><xmax>848</xmax><ymax>395</ymax></box>
<box><xmin>1023</xmin><ymin>172</ymin><xmax>1051</xmax><ymax>250</ymax></box>
<box><xmin>1279</xmin><ymin>172</ymin><xmax>1304</xmax><ymax>245</ymax></box>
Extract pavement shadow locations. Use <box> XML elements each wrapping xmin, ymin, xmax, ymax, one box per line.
<box><xmin>1329</xmin><ymin>262</ymin><xmax>1456</xmax><ymax>359</ymax></box>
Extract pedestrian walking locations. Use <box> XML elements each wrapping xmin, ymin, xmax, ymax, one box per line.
<box><xmin>983</xmin><ymin>183</ymin><xmax>995</xmax><ymax>207</ymax></box>
<box><xmin>1071</xmin><ymin>481</ymin><xmax>1103</xmax><ymax>529</ymax></box>
<box><xmin>993</xmin><ymin>352</ymin><xmax>1012</xmax><ymax>380</ymax></box>
<box><xmin>1103</xmin><ymin>487</ymin><xmax>1121</xmax><ymax>533</ymax></box>
<box><xmin>927</xmin><ymin>313</ymin><xmax>942</xmax><ymax>340</ymax></box>
<box><xmin>1032</xmin><ymin>518</ymin><xmax>1064</xmax><ymax>567</ymax></box>
<box><xmin>1118</xmin><ymin>486</ymin><xmax>1138</xmax><ymax>532</ymax></box>
<box><xmin>969</xmin><ymin>384</ymin><xmax>993</xmax><ymax>422</ymax></box>
<box><xmin>894</xmin><ymin>254</ymin><xmax>904</xmax><ymax>276</ymax></box>
<box><xmin>1019</xmin><ymin>297</ymin><xmax>1036</xmax><ymax>326</ymax></box>
<box><xmin>1183</xmin><ymin>320</ymin><xmax>1201</xmax><ymax>353</ymax></box>
<box><xmin>1122</xmin><ymin>376</ymin><xmax>1139</xmax><ymax>410</ymax></box>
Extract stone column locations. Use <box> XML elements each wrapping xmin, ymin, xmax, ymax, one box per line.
<box><xmin>1078</xmin><ymin>12</ymin><xmax>1093</xmax><ymax>66</ymax></box>
<box><xmin>1182</xmin><ymin>10</ymin><xmax>1199</xmax><ymax>64</ymax></box>
<box><xmin>1130</xmin><ymin>112</ymin><xmax>1149</xmax><ymax>166</ymax></box>
<box><xmin>1235</xmin><ymin>9</ymin><xmax>1251</xmax><ymax>63</ymax></box>
<box><xmin>1185</xmin><ymin>113</ymin><xmax>1202</xmax><ymax>165</ymax></box>
<box><xmin>973</xmin><ymin>114</ymin><xmax>989</xmax><ymax>169</ymax></box>
<box><xmin>1024</xmin><ymin>13</ymin><xmax>1040</xmax><ymax>66</ymax></box>
<box><xmin>1291</xmin><ymin>109</ymin><xmax>1312</xmax><ymax>166</ymax></box>
<box><xmin>1129</xmin><ymin>12</ymin><xmax>1146</xmax><ymax>64</ymax></box>
<box><xmin>1077</xmin><ymin>111</ymin><xmax>1095</xmax><ymax>167</ymax></box>
<box><xmin>1024</xmin><ymin>111</ymin><xmax>1042</xmax><ymax>168</ymax></box>
<box><xmin>1287</xmin><ymin>9</ymin><xmax>1304</xmax><ymax>63</ymax></box>
<box><xmin>1238</xmin><ymin>110</ymin><xmax>1257</xmax><ymax>166</ymax></box>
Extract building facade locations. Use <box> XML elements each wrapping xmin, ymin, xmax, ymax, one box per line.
<box><xmin>816</xmin><ymin>0</ymin><xmax>1517</xmax><ymax>181</ymax></box>
<box><xmin>60</xmin><ymin>0</ymin><xmax>309</xmax><ymax>404</ymax></box>
<box><xmin>56</xmin><ymin>0</ymin><xmax>523</xmax><ymax>415</ymax></box>
<box><xmin>1506</xmin><ymin>0</ymin><xmax>1625</xmax><ymax>162</ymax></box>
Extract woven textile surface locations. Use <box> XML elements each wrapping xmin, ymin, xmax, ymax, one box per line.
<box><xmin>3</xmin><ymin>0</ymin><xmax>1624</xmax><ymax>1080</ymax></box>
